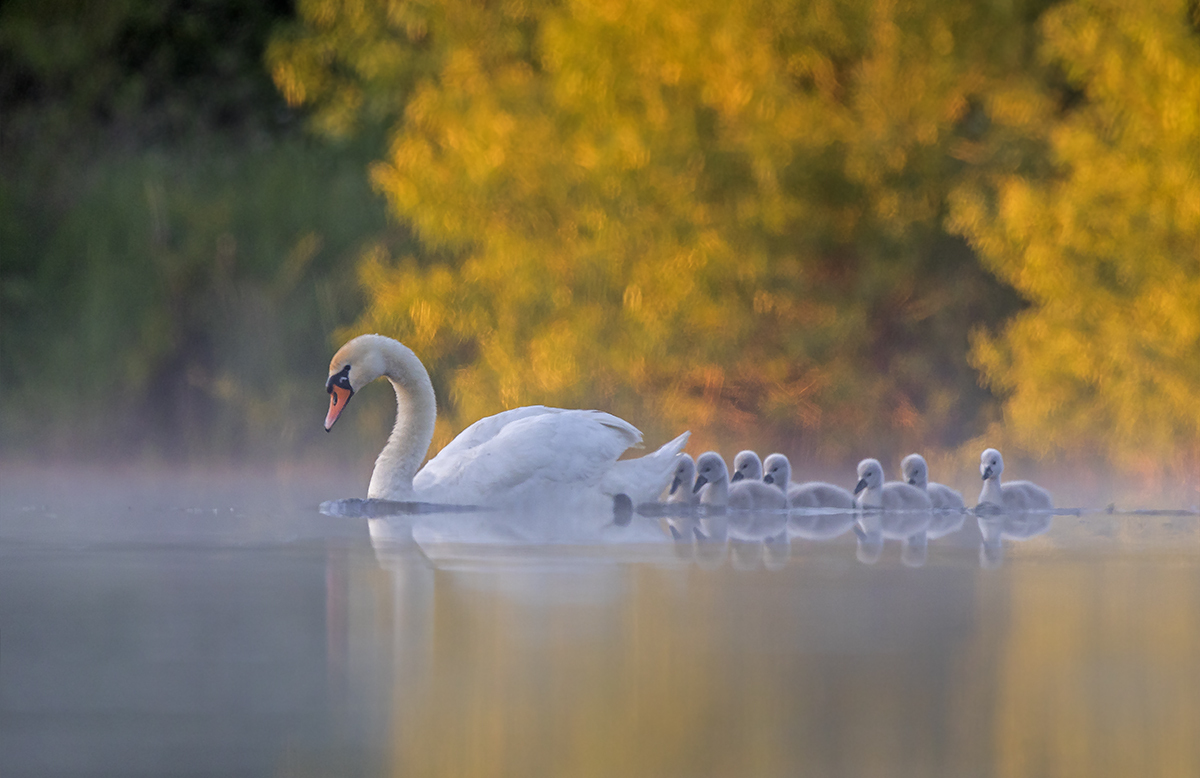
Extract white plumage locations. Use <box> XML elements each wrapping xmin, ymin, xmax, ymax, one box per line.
<box><xmin>325</xmin><ymin>334</ymin><xmax>688</xmax><ymax>511</ymax></box>
<box><xmin>730</xmin><ymin>450</ymin><xmax>763</xmax><ymax>482</ymax></box>
<box><xmin>665</xmin><ymin>453</ymin><xmax>699</xmax><ymax>505</ymax></box>
<box><xmin>900</xmin><ymin>453</ymin><xmax>965</xmax><ymax>511</ymax></box>
<box><xmin>853</xmin><ymin>458</ymin><xmax>933</xmax><ymax>510</ymax></box>
<box><xmin>977</xmin><ymin>448</ymin><xmax>1053</xmax><ymax>512</ymax></box>
<box><xmin>762</xmin><ymin>453</ymin><xmax>856</xmax><ymax>509</ymax></box>
<box><xmin>693</xmin><ymin>451</ymin><xmax>788</xmax><ymax>511</ymax></box>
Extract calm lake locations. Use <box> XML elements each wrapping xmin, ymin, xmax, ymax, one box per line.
<box><xmin>2</xmin><ymin>467</ymin><xmax>1198</xmax><ymax>777</ymax></box>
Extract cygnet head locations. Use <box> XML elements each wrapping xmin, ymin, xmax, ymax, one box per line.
<box><xmin>981</xmin><ymin>448</ymin><xmax>1004</xmax><ymax>480</ymax></box>
<box><xmin>693</xmin><ymin>452</ymin><xmax>730</xmax><ymax>493</ymax></box>
<box><xmin>901</xmin><ymin>453</ymin><xmax>928</xmax><ymax>489</ymax></box>
<box><xmin>325</xmin><ymin>334</ymin><xmax>391</xmax><ymax>430</ymax></box>
<box><xmin>731</xmin><ymin>450</ymin><xmax>762</xmax><ymax>482</ymax></box>
<box><xmin>669</xmin><ymin>453</ymin><xmax>696</xmax><ymax>496</ymax></box>
<box><xmin>761</xmin><ymin>453</ymin><xmax>791</xmax><ymax>491</ymax></box>
<box><xmin>854</xmin><ymin>458</ymin><xmax>885</xmax><ymax>495</ymax></box>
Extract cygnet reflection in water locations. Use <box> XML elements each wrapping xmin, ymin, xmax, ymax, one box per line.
<box><xmin>729</xmin><ymin>538</ymin><xmax>764</xmax><ymax>571</ymax></box>
<box><xmin>691</xmin><ymin>514</ymin><xmax>730</xmax><ymax>570</ymax></box>
<box><xmin>855</xmin><ymin>510</ymin><xmax>935</xmax><ymax>568</ymax></box>
<box><xmin>927</xmin><ymin>510</ymin><xmax>967</xmax><ymax>540</ymax></box>
<box><xmin>978</xmin><ymin>511</ymin><xmax>1054</xmax><ymax>569</ymax></box>
<box><xmin>762</xmin><ymin>531</ymin><xmax>791</xmax><ymax>571</ymax></box>
<box><xmin>789</xmin><ymin>510</ymin><xmax>859</xmax><ymax>542</ymax></box>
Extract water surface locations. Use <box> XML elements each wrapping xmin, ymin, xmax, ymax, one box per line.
<box><xmin>2</xmin><ymin>468</ymin><xmax>1198</xmax><ymax>777</ymax></box>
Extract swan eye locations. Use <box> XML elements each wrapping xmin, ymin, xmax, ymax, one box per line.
<box><xmin>327</xmin><ymin>364</ymin><xmax>353</xmax><ymax>394</ymax></box>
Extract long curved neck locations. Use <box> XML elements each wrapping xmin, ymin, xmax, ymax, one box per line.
<box><xmin>367</xmin><ymin>341</ymin><xmax>437</xmax><ymax>500</ymax></box>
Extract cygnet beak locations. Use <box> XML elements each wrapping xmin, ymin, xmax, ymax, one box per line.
<box><xmin>763</xmin><ymin>473</ymin><xmax>775</xmax><ymax>484</ymax></box>
<box><xmin>981</xmin><ymin>466</ymin><xmax>993</xmax><ymax>480</ymax></box>
<box><xmin>908</xmin><ymin>478</ymin><xmax>917</xmax><ymax>486</ymax></box>
<box><xmin>692</xmin><ymin>475</ymin><xmax>709</xmax><ymax>494</ymax></box>
<box><xmin>853</xmin><ymin>478</ymin><xmax>868</xmax><ymax>495</ymax></box>
<box><xmin>731</xmin><ymin>471</ymin><xmax>744</xmax><ymax>482</ymax></box>
<box><xmin>669</xmin><ymin>475</ymin><xmax>682</xmax><ymax>495</ymax></box>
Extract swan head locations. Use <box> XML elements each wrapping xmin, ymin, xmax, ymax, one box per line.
<box><xmin>731</xmin><ymin>450</ymin><xmax>762</xmax><ymax>482</ymax></box>
<box><xmin>692</xmin><ymin>452</ymin><xmax>729</xmax><ymax>493</ymax></box>
<box><xmin>854</xmin><ymin>458</ymin><xmax>884</xmax><ymax>495</ymax></box>
<box><xmin>669</xmin><ymin>453</ymin><xmax>696</xmax><ymax>496</ymax></box>
<box><xmin>980</xmin><ymin>448</ymin><xmax>1004</xmax><ymax>480</ymax></box>
<box><xmin>901</xmin><ymin>453</ymin><xmax>928</xmax><ymax>489</ymax></box>
<box><xmin>324</xmin><ymin>335</ymin><xmax>389</xmax><ymax>431</ymax></box>
<box><xmin>761</xmin><ymin>453</ymin><xmax>791</xmax><ymax>491</ymax></box>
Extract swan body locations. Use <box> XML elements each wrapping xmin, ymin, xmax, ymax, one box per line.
<box><xmin>854</xmin><ymin>458</ymin><xmax>933</xmax><ymax>510</ymax></box>
<box><xmin>900</xmin><ymin>453</ymin><xmax>965</xmax><ymax>511</ymax></box>
<box><xmin>977</xmin><ymin>448</ymin><xmax>1053</xmax><ymax>512</ymax></box>
<box><xmin>762</xmin><ymin>453</ymin><xmax>856</xmax><ymax>509</ymax></box>
<box><xmin>731</xmin><ymin>450</ymin><xmax>763</xmax><ymax>482</ymax></box>
<box><xmin>325</xmin><ymin>334</ymin><xmax>689</xmax><ymax>510</ymax></box>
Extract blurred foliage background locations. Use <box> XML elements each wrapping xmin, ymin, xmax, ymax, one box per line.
<box><xmin>2</xmin><ymin>0</ymin><xmax>1198</xmax><ymax>499</ymax></box>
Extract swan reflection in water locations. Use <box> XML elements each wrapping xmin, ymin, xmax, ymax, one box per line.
<box><xmin>978</xmin><ymin>511</ymin><xmax>1054</xmax><ymax>568</ymax></box>
<box><xmin>333</xmin><ymin>496</ymin><xmax>1034</xmax><ymax>575</ymax></box>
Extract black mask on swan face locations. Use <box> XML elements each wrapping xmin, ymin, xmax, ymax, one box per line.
<box><xmin>325</xmin><ymin>365</ymin><xmax>354</xmax><ymax>430</ymax></box>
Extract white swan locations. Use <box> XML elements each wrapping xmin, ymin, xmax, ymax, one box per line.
<box><xmin>853</xmin><ymin>458</ymin><xmax>933</xmax><ymax>510</ymax></box>
<box><xmin>730</xmin><ymin>450</ymin><xmax>763</xmax><ymax>482</ymax></box>
<box><xmin>665</xmin><ymin>453</ymin><xmax>698</xmax><ymax>505</ymax></box>
<box><xmin>324</xmin><ymin>334</ymin><xmax>689</xmax><ymax>510</ymax></box>
<box><xmin>900</xmin><ymin>453</ymin><xmax>965</xmax><ymax>511</ymax></box>
<box><xmin>692</xmin><ymin>452</ymin><xmax>787</xmax><ymax>511</ymax></box>
<box><xmin>977</xmin><ymin>448</ymin><xmax>1053</xmax><ymax>512</ymax></box>
<box><xmin>762</xmin><ymin>453</ymin><xmax>856</xmax><ymax>509</ymax></box>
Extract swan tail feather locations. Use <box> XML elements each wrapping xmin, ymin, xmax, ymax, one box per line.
<box><xmin>602</xmin><ymin>431</ymin><xmax>690</xmax><ymax>504</ymax></box>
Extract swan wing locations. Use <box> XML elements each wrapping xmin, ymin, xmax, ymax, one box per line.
<box><xmin>417</xmin><ymin>405</ymin><xmax>556</xmax><ymax>479</ymax></box>
<box><xmin>413</xmin><ymin>408</ymin><xmax>642</xmax><ymax>506</ymax></box>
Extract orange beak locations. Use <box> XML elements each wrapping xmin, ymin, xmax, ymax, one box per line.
<box><xmin>325</xmin><ymin>385</ymin><xmax>353</xmax><ymax>431</ymax></box>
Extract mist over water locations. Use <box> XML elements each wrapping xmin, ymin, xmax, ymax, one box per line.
<box><xmin>2</xmin><ymin>467</ymin><xmax>1197</xmax><ymax>777</ymax></box>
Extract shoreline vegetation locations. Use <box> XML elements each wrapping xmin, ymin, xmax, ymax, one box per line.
<box><xmin>1</xmin><ymin>0</ymin><xmax>1197</xmax><ymax>504</ymax></box>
